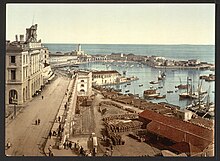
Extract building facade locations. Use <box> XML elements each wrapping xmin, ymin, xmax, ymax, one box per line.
<box><xmin>5</xmin><ymin>24</ymin><xmax>49</xmax><ymax>106</ymax></box>
<box><xmin>76</xmin><ymin>71</ymin><xmax>92</xmax><ymax>97</ymax></box>
<box><xmin>92</xmin><ymin>70</ymin><xmax>121</xmax><ymax>85</ymax></box>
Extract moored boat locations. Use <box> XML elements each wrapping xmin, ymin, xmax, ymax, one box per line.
<box><xmin>149</xmin><ymin>81</ymin><xmax>159</xmax><ymax>84</ymax></box>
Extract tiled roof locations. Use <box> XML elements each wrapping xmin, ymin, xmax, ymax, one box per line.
<box><xmin>139</xmin><ymin>109</ymin><xmax>213</xmax><ymax>151</ymax></box>
<box><xmin>147</xmin><ymin>121</ymin><xmax>212</xmax><ymax>151</ymax></box>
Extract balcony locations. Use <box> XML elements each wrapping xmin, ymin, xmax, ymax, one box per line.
<box><xmin>9</xmin><ymin>63</ymin><xmax>17</xmax><ymax>66</ymax></box>
<box><xmin>7</xmin><ymin>79</ymin><xmax>21</xmax><ymax>84</ymax></box>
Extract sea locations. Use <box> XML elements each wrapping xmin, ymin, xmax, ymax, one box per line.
<box><xmin>44</xmin><ymin>43</ymin><xmax>215</xmax><ymax>108</ymax></box>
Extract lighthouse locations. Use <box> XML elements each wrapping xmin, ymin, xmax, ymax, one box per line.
<box><xmin>77</xmin><ymin>44</ymin><xmax>81</xmax><ymax>52</ymax></box>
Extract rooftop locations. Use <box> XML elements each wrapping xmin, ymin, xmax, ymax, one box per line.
<box><xmin>92</xmin><ymin>70</ymin><xmax>120</xmax><ymax>75</ymax></box>
<box><xmin>139</xmin><ymin>109</ymin><xmax>213</xmax><ymax>143</ymax></box>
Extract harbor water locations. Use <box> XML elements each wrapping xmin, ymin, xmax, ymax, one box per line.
<box><xmin>44</xmin><ymin>43</ymin><xmax>215</xmax><ymax>108</ymax></box>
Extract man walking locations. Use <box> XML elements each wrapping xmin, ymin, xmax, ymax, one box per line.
<box><xmin>49</xmin><ymin>131</ymin><xmax>52</xmax><ymax>139</ymax></box>
<box><xmin>38</xmin><ymin>119</ymin><xmax>40</xmax><ymax>125</ymax></box>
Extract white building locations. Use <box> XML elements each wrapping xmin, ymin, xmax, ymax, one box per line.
<box><xmin>176</xmin><ymin>109</ymin><xmax>193</xmax><ymax>121</ymax></box>
<box><xmin>92</xmin><ymin>70</ymin><xmax>121</xmax><ymax>85</ymax></box>
<box><xmin>187</xmin><ymin>59</ymin><xmax>200</xmax><ymax>66</ymax></box>
<box><xmin>72</xmin><ymin>44</ymin><xmax>86</xmax><ymax>56</ymax></box>
<box><xmin>49</xmin><ymin>55</ymin><xmax>78</xmax><ymax>66</ymax></box>
<box><xmin>76</xmin><ymin>71</ymin><xmax>92</xmax><ymax>97</ymax></box>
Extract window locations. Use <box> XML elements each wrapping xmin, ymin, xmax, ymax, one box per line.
<box><xmin>81</xmin><ymin>80</ymin><xmax>85</xmax><ymax>82</ymax></box>
<box><xmin>81</xmin><ymin>84</ymin><xmax>84</xmax><ymax>87</ymax></box>
<box><xmin>45</xmin><ymin>55</ymin><xmax>47</xmax><ymax>58</ymax></box>
<box><xmin>11</xmin><ymin>70</ymin><xmax>16</xmax><ymax>80</ymax></box>
<box><xmin>80</xmin><ymin>89</ymin><xmax>85</xmax><ymax>93</ymax></box>
<box><xmin>9</xmin><ymin>90</ymin><xmax>18</xmax><ymax>104</ymax></box>
<box><xmin>11</xmin><ymin>56</ymin><xmax>15</xmax><ymax>63</ymax></box>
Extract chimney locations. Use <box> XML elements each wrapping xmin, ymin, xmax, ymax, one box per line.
<box><xmin>20</xmin><ymin>35</ymin><xmax>24</xmax><ymax>42</ymax></box>
<box><xmin>15</xmin><ymin>35</ymin><xmax>18</xmax><ymax>41</ymax></box>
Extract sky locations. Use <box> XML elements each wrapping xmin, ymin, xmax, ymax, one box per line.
<box><xmin>6</xmin><ymin>4</ymin><xmax>215</xmax><ymax>44</ymax></box>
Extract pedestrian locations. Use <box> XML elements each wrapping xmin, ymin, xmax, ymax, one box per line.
<box><xmin>74</xmin><ymin>142</ymin><xmax>77</xmax><ymax>149</ymax></box>
<box><xmin>63</xmin><ymin>142</ymin><xmax>67</xmax><ymax>149</ymax></box>
<box><xmin>58</xmin><ymin>116</ymin><xmax>60</xmax><ymax>122</ymax></box>
<box><xmin>6</xmin><ymin>141</ymin><xmax>11</xmax><ymax>149</ymax></box>
<box><xmin>92</xmin><ymin>147</ymin><xmax>96</xmax><ymax>156</ymax></box>
<box><xmin>38</xmin><ymin>119</ymin><xmax>40</xmax><ymax>125</ymax></box>
<box><xmin>35</xmin><ymin>120</ymin><xmax>38</xmax><ymax>125</ymax></box>
<box><xmin>87</xmin><ymin>150</ymin><xmax>92</xmax><ymax>156</ymax></box>
<box><xmin>48</xmin><ymin>145</ymin><xmax>52</xmax><ymax>153</ymax></box>
<box><xmin>80</xmin><ymin>146</ymin><xmax>84</xmax><ymax>155</ymax></box>
<box><xmin>42</xmin><ymin>95</ymin><xmax>44</xmax><ymax>99</ymax></box>
<box><xmin>49</xmin><ymin>131</ymin><xmax>52</xmax><ymax>139</ymax></box>
<box><xmin>69</xmin><ymin>141</ymin><xmax>72</xmax><ymax>149</ymax></box>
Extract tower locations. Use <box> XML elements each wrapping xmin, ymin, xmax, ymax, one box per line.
<box><xmin>77</xmin><ymin>44</ymin><xmax>81</xmax><ymax>51</ymax></box>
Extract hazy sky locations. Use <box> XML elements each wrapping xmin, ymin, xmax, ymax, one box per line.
<box><xmin>6</xmin><ymin>4</ymin><xmax>215</xmax><ymax>44</ymax></box>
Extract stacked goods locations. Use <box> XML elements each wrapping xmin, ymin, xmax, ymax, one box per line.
<box><xmin>106</xmin><ymin>127</ymin><xmax>125</xmax><ymax>145</ymax></box>
<box><xmin>105</xmin><ymin>120</ymin><xmax>143</xmax><ymax>133</ymax></box>
<box><xmin>103</xmin><ymin>113</ymin><xmax>138</xmax><ymax>122</ymax></box>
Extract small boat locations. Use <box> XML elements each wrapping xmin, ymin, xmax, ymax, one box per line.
<box><xmin>155</xmin><ymin>94</ymin><xmax>166</xmax><ymax>99</ymax></box>
<box><xmin>114</xmin><ymin>89</ymin><xmax>122</xmax><ymax>92</ymax></box>
<box><xmin>125</xmin><ymin>90</ymin><xmax>130</xmax><ymax>93</ymax></box>
<box><xmin>200</xmin><ymin>74</ymin><xmax>215</xmax><ymax>81</ymax></box>
<box><xmin>158</xmin><ymin>86</ymin><xmax>163</xmax><ymax>89</ymax></box>
<box><xmin>134</xmin><ymin>94</ymin><xmax>139</xmax><ymax>97</ymax></box>
<box><xmin>179</xmin><ymin>92</ymin><xmax>198</xmax><ymax>99</ymax></box>
<box><xmin>175</xmin><ymin>84</ymin><xmax>188</xmax><ymax>89</ymax></box>
<box><xmin>139</xmin><ymin>84</ymin><xmax>143</xmax><ymax>87</ymax></box>
<box><xmin>143</xmin><ymin>89</ymin><xmax>160</xmax><ymax>99</ymax></box>
<box><xmin>149</xmin><ymin>81</ymin><xmax>159</xmax><ymax>84</ymax></box>
<box><xmin>167</xmin><ymin>91</ymin><xmax>173</xmax><ymax>93</ymax></box>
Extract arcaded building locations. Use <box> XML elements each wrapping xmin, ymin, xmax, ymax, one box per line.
<box><xmin>92</xmin><ymin>70</ymin><xmax>121</xmax><ymax>85</ymax></box>
<box><xmin>5</xmin><ymin>24</ymin><xmax>49</xmax><ymax>106</ymax></box>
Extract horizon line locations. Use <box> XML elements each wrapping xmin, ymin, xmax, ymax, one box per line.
<box><xmin>42</xmin><ymin>42</ymin><xmax>215</xmax><ymax>45</ymax></box>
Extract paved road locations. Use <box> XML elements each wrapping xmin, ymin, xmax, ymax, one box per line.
<box><xmin>5</xmin><ymin>76</ymin><xmax>70</xmax><ymax>156</ymax></box>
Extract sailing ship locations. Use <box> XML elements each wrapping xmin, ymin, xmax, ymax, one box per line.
<box><xmin>158</xmin><ymin>70</ymin><xmax>166</xmax><ymax>80</ymax></box>
<box><xmin>186</xmin><ymin>86</ymin><xmax>214</xmax><ymax>119</ymax></box>
<box><xmin>179</xmin><ymin>78</ymin><xmax>207</xmax><ymax>100</ymax></box>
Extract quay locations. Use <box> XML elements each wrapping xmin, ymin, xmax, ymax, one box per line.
<box><xmin>5</xmin><ymin>24</ymin><xmax>214</xmax><ymax>157</ymax></box>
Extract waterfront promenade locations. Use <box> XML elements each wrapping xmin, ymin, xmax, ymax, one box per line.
<box><xmin>5</xmin><ymin>76</ymin><xmax>70</xmax><ymax>156</ymax></box>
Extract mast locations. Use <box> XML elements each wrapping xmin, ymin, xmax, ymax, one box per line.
<box><xmin>186</xmin><ymin>76</ymin><xmax>189</xmax><ymax>94</ymax></box>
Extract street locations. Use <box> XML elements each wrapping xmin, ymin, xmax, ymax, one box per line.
<box><xmin>5</xmin><ymin>76</ymin><xmax>70</xmax><ymax>156</ymax></box>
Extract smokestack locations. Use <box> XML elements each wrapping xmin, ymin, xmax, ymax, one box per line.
<box><xmin>15</xmin><ymin>35</ymin><xmax>18</xmax><ymax>41</ymax></box>
<box><xmin>20</xmin><ymin>35</ymin><xmax>24</xmax><ymax>42</ymax></box>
